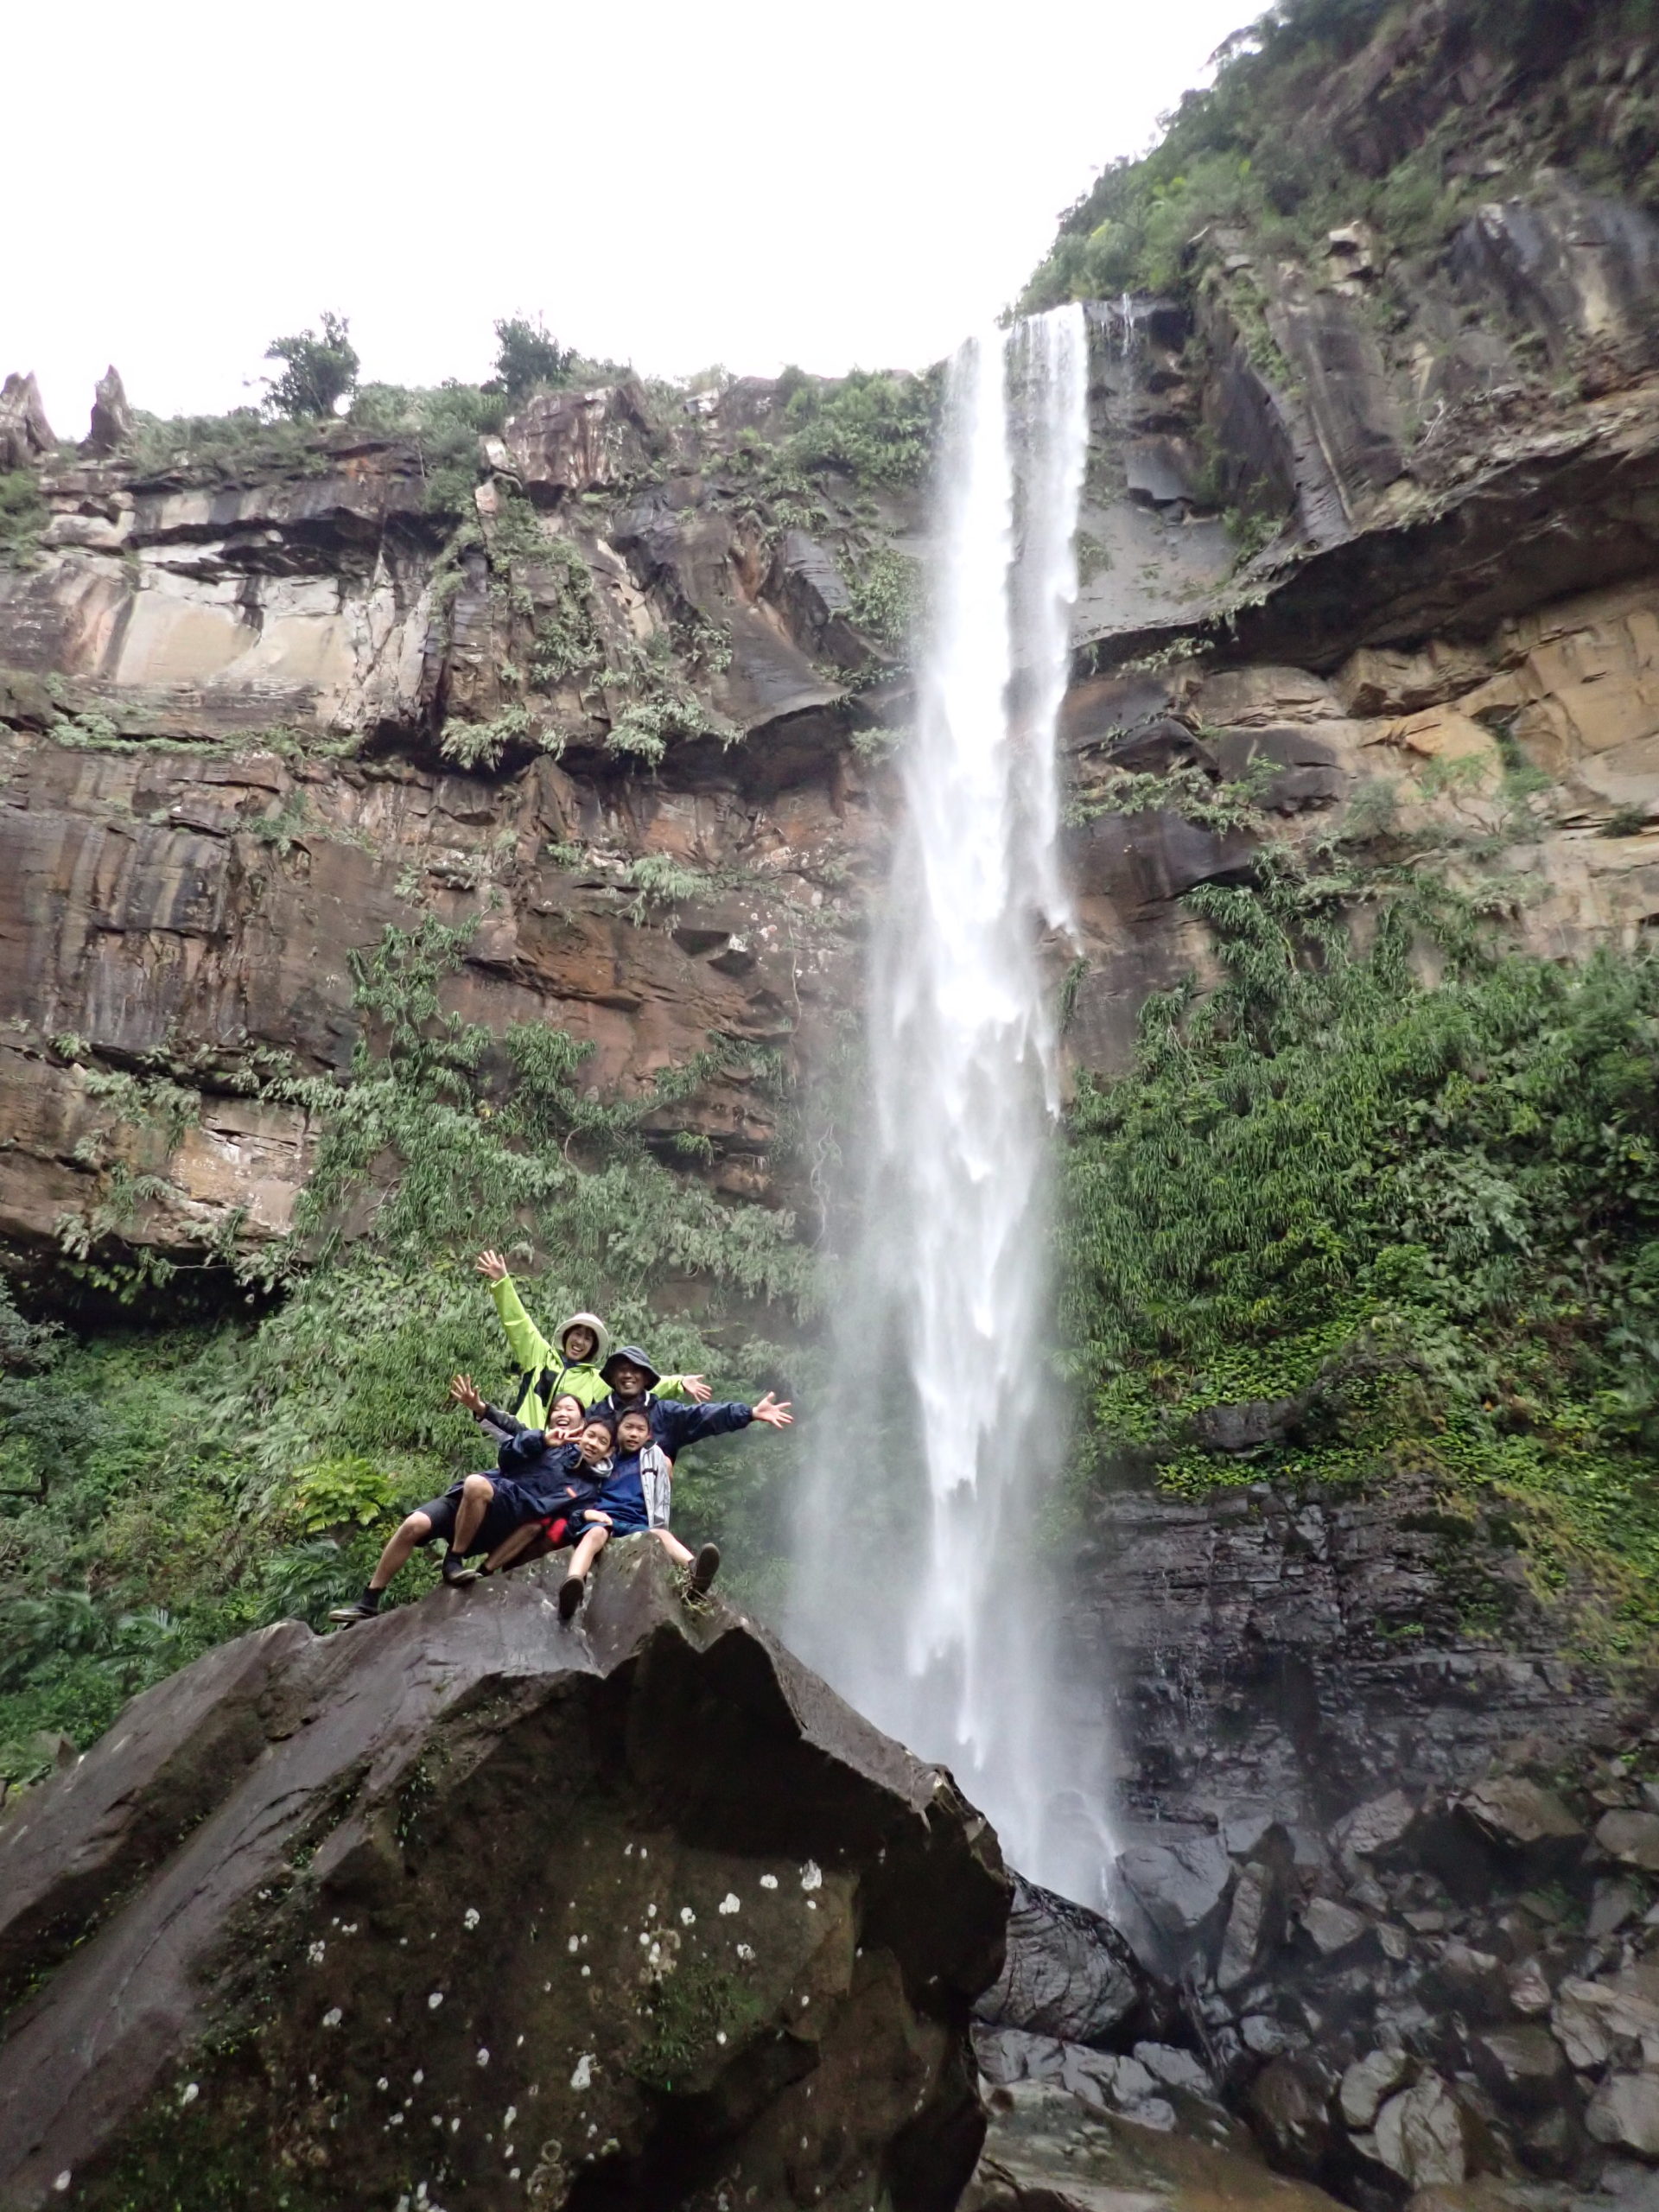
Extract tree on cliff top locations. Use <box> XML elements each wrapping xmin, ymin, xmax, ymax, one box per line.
<box><xmin>264</xmin><ymin>312</ymin><xmax>360</xmax><ymax>420</ymax></box>
<box><xmin>488</xmin><ymin>315</ymin><xmax>575</xmax><ymax>402</ymax></box>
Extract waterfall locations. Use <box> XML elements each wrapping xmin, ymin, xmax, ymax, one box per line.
<box><xmin>791</xmin><ymin>305</ymin><xmax>1111</xmax><ymax>1902</ymax></box>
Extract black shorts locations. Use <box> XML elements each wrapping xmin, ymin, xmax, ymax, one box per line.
<box><xmin>413</xmin><ymin>1478</ymin><xmax>532</xmax><ymax>1558</ymax></box>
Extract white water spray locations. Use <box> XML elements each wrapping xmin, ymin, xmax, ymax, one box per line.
<box><xmin>791</xmin><ymin>306</ymin><xmax>1110</xmax><ymax>1899</ymax></box>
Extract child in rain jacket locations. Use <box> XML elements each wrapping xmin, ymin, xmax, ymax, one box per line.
<box><xmin>554</xmin><ymin>1348</ymin><xmax>794</xmax><ymax>1619</ymax></box>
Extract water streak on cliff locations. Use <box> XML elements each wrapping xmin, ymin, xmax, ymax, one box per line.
<box><xmin>791</xmin><ymin>307</ymin><xmax>1106</xmax><ymax>1897</ymax></box>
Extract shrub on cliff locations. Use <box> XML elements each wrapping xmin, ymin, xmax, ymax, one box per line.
<box><xmin>778</xmin><ymin>366</ymin><xmax>940</xmax><ymax>489</ymax></box>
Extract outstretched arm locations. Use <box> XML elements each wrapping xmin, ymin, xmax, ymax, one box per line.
<box><xmin>654</xmin><ymin>1399</ymin><xmax>762</xmax><ymax>1452</ymax></box>
<box><xmin>651</xmin><ymin>1372</ymin><xmax>714</xmax><ymax>1404</ymax></box>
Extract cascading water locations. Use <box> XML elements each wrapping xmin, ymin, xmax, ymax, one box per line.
<box><xmin>791</xmin><ymin>304</ymin><xmax>1112</xmax><ymax>1903</ymax></box>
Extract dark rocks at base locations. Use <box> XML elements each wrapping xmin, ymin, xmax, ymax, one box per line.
<box><xmin>965</xmin><ymin>2080</ymin><xmax>1351</xmax><ymax>2212</ymax></box>
<box><xmin>967</xmin><ymin>1710</ymin><xmax>1659</xmax><ymax>2212</ymax></box>
<box><xmin>0</xmin><ymin>1541</ymin><xmax>1007</xmax><ymax>2212</ymax></box>
<box><xmin>1113</xmin><ymin>1832</ymin><xmax>1236</xmax><ymax>1977</ymax></box>
<box><xmin>1597</xmin><ymin>1811</ymin><xmax>1659</xmax><ymax>1873</ymax></box>
<box><xmin>975</xmin><ymin>1872</ymin><xmax>1147</xmax><ymax>2046</ymax></box>
<box><xmin>1459</xmin><ymin>1777</ymin><xmax>1586</xmax><ymax>1872</ymax></box>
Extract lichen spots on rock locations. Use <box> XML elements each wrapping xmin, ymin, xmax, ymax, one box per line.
<box><xmin>0</xmin><ymin>1548</ymin><xmax>1006</xmax><ymax>2210</ymax></box>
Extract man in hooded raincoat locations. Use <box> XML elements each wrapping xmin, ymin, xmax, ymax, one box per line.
<box><xmin>474</xmin><ymin>1251</ymin><xmax>711</xmax><ymax>1427</ymax></box>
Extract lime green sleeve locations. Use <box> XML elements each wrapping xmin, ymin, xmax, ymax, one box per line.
<box><xmin>651</xmin><ymin>1375</ymin><xmax>693</xmax><ymax>1402</ymax></box>
<box><xmin>490</xmin><ymin>1275</ymin><xmax>554</xmax><ymax>1374</ymax></box>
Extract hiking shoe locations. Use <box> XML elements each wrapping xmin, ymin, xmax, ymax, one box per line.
<box><xmin>441</xmin><ymin>1551</ymin><xmax>478</xmax><ymax>1588</ymax></box>
<box><xmin>327</xmin><ymin>1597</ymin><xmax>380</xmax><ymax>1625</ymax></box>
<box><xmin>690</xmin><ymin>1543</ymin><xmax>721</xmax><ymax>1597</ymax></box>
<box><xmin>557</xmin><ymin>1573</ymin><xmax>585</xmax><ymax>1622</ymax></box>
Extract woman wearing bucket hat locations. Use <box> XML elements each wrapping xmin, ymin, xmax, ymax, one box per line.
<box><xmin>474</xmin><ymin>1251</ymin><xmax>712</xmax><ymax>1427</ymax></box>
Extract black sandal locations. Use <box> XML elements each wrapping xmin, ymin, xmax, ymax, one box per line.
<box><xmin>557</xmin><ymin>1573</ymin><xmax>585</xmax><ymax>1622</ymax></box>
<box><xmin>442</xmin><ymin>1551</ymin><xmax>478</xmax><ymax>1587</ymax></box>
<box><xmin>689</xmin><ymin>1543</ymin><xmax>721</xmax><ymax>1596</ymax></box>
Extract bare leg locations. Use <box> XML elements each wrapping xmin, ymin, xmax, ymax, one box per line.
<box><xmin>647</xmin><ymin>1528</ymin><xmax>695</xmax><ymax>1569</ymax></box>
<box><xmin>558</xmin><ymin>1523</ymin><xmax>609</xmax><ymax>1620</ymax></box>
<box><xmin>449</xmin><ymin>1473</ymin><xmax>495</xmax><ymax>1558</ymax></box>
<box><xmin>485</xmin><ymin>1521</ymin><xmax>550</xmax><ymax>1575</ymax></box>
<box><xmin>370</xmin><ymin>1511</ymin><xmax>435</xmax><ymax>1591</ymax></box>
<box><xmin>328</xmin><ymin>1510</ymin><xmax>436</xmax><ymax>1623</ymax></box>
<box><xmin>567</xmin><ymin>1523</ymin><xmax>610</xmax><ymax>1580</ymax></box>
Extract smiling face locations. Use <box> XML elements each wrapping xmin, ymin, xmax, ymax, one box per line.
<box><xmin>576</xmin><ymin>1419</ymin><xmax>614</xmax><ymax>1465</ymax></box>
<box><xmin>563</xmin><ymin>1325</ymin><xmax>597</xmax><ymax>1364</ymax></box>
<box><xmin>615</xmin><ymin>1408</ymin><xmax>652</xmax><ymax>1453</ymax></box>
<box><xmin>548</xmin><ymin>1394</ymin><xmax>583</xmax><ymax>1441</ymax></box>
<box><xmin>607</xmin><ymin>1360</ymin><xmax>648</xmax><ymax>1399</ymax></box>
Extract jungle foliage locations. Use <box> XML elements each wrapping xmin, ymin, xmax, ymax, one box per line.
<box><xmin>0</xmin><ymin>922</ymin><xmax>803</xmax><ymax>1785</ymax></box>
<box><xmin>1059</xmin><ymin>846</ymin><xmax>1659</xmax><ymax>1648</ymax></box>
<box><xmin>1019</xmin><ymin>0</ymin><xmax>1659</xmax><ymax>312</ymax></box>
<box><xmin>772</xmin><ymin>365</ymin><xmax>941</xmax><ymax>490</ymax></box>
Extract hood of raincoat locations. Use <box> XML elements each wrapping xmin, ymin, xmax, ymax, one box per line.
<box><xmin>600</xmin><ymin>1343</ymin><xmax>662</xmax><ymax>1390</ymax></box>
<box><xmin>556</xmin><ymin>1311</ymin><xmax>609</xmax><ymax>1363</ymax></box>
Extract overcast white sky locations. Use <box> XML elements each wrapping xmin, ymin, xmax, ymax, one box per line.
<box><xmin>10</xmin><ymin>0</ymin><xmax>1257</xmax><ymax>435</ymax></box>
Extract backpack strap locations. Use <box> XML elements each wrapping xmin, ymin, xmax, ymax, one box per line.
<box><xmin>510</xmin><ymin>1364</ymin><xmax>562</xmax><ymax>1416</ymax></box>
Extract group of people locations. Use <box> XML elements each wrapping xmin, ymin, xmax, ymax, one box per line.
<box><xmin>328</xmin><ymin>1252</ymin><xmax>793</xmax><ymax>1627</ymax></box>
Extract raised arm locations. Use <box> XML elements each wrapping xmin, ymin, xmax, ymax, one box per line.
<box><xmin>477</xmin><ymin>1252</ymin><xmax>555</xmax><ymax>1374</ymax></box>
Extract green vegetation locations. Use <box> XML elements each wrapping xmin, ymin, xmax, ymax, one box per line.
<box><xmin>844</xmin><ymin>543</ymin><xmax>921</xmax><ymax>653</ymax></box>
<box><xmin>632</xmin><ymin>1955</ymin><xmax>763</xmax><ymax>2089</ymax></box>
<box><xmin>263</xmin><ymin>311</ymin><xmax>359</xmax><ymax>421</ymax></box>
<box><xmin>488</xmin><ymin>314</ymin><xmax>575</xmax><ymax>400</ymax></box>
<box><xmin>1065</xmin><ymin>753</ymin><xmax>1276</xmax><ymax>836</ymax></box>
<box><xmin>0</xmin><ymin>469</ymin><xmax>48</xmax><ymax>566</ymax></box>
<box><xmin>0</xmin><ymin>921</ymin><xmax>804</xmax><ymax>1783</ymax></box>
<box><xmin>773</xmin><ymin>365</ymin><xmax>940</xmax><ymax>489</ymax></box>
<box><xmin>1058</xmin><ymin>842</ymin><xmax>1659</xmax><ymax>1650</ymax></box>
<box><xmin>1019</xmin><ymin>0</ymin><xmax>1659</xmax><ymax>314</ymax></box>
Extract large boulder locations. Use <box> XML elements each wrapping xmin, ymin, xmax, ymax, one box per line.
<box><xmin>0</xmin><ymin>1542</ymin><xmax>1008</xmax><ymax>2211</ymax></box>
<box><xmin>1113</xmin><ymin>1834</ymin><xmax>1234</xmax><ymax>1977</ymax></box>
<box><xmin>82</xmin><ymin>366</ymin><xmax>132</xmax><ymax>459</ymax></box>
<box><xmin>964</xmin><ymin>2080</ymin><xmax>1351</xmax><ymax>2212</ymax></box>
<box><xmin>975</xmin><ymin>1872</ymin><xmax>1147</xmax><ymax>2048</ymax></box>
<box><xmin>501</xmin><ymin>380</ymin><xmax>658</xmax><ymax>503</ymax></box>
<box><xmin>1458</xmin><ymin>1777</ymin><xmax>1585</xmax><ymax>1873</ymax></box>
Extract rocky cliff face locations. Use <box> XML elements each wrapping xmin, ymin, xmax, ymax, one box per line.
<box><xmin>0</xmin><ymin>1542</ymin><xmax>1006</xmax><ymax>2211</ymax></box>
<box><xmin>8</xmin><ymin>4</ymin><xmax>1659</xmax><ymax>2203</ymax></box>
<box><xmin>0</xmin><ymin>382</ymin><xmax>918</xmax><ymax>1272</ymax></box>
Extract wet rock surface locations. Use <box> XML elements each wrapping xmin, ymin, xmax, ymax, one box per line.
<box><xmin>1073</xmin><ymin>1478</ymin><xmax>1640</xmax><ymax>1841</ymax></box>
<box><xmin>0</xmin><ymin>1542</ymin><xmax>1007</xmax><ymax>2210</ymax></box>
<box><xmin>975</xmin><ymin>1720</ymin><xmax>1659</xmax><ymax>2212</ymax></box>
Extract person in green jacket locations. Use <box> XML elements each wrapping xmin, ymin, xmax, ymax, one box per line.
<box><xmin>474</xmin><ymin>1251</ymin><xmax>711</xmax><ymax>1426</ymax></box>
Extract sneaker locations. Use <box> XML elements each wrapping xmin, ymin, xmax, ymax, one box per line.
<box><xmin>441</xmin><ymin>1551</ymin><xmax>478</xmax><ymax>1588</ymax></box>
<box><xmin>327</xmin><ymin>1597</ymin><xmax>380</xmax><ymax>1624</ymax></box>
<box><xmin>690</xmin><ymin>1543</ymin><xmax>721</xmax><ymax>1596</ymax></box>
<box><xmin>557</xmin><ymin>1573</ymin><xmax>585</xmax><ymax>1622</ymax></box>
